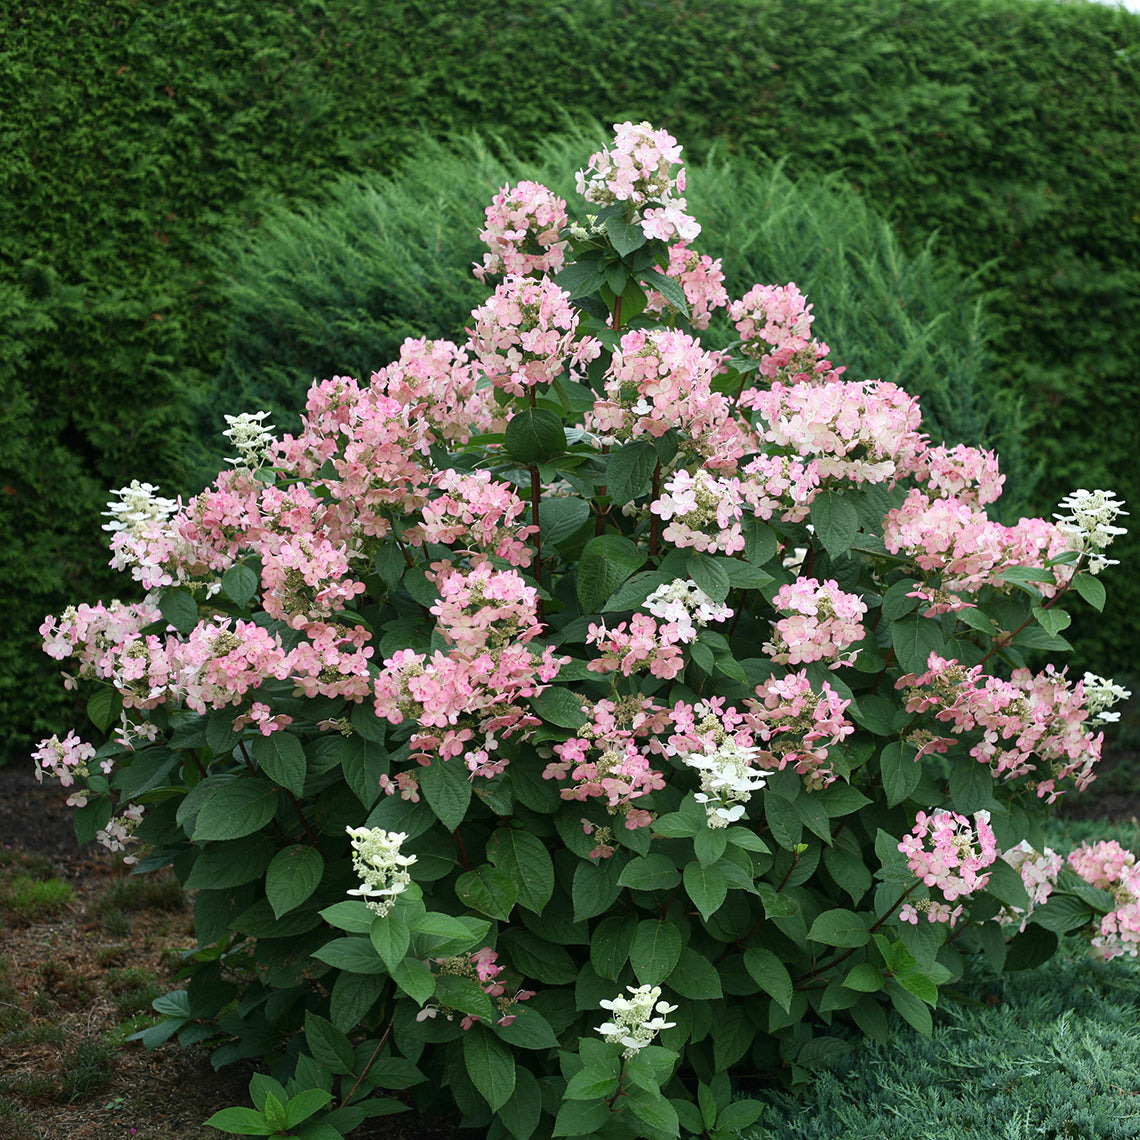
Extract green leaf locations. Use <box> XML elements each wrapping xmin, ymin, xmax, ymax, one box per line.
<box><xmin>158</xmin><ymin>587</ymin><xmax>199</xmax><ymax>634</ymax></box>
<box><xmin>284</xmin><ymin>1089</ymin><xmax>335</xmax><ymax>1130</ymax></box>
<box><xmin>810</xmin><ymin>491</ymin><xmax>860</xmax><ymax>559</ymax></box>
<box><xmin>1031</xmin><ymin>892</ymin><xmax>1094</xmax><ymax>934</ymax></box>
<box><xmin>640</xmin><ymin>266</ymin><xmax>689</xmax><ymax>313</ymax></box>
<box><xmin>320</xmin><ymin>901</ymin><xmax>374</xmax><ymax>934</ymax></box>
<box><xmin>203</xmin><ymin>1107</ymin><xmax>277</xmax><ymax>1135</ymax></box>
<box><xmin>456</xmin><ymin>866</ymin><xmax>519</xmax><ymax>921</ymax></box>
<box><xmin>667</xmin><ymin>947</ymin><xmax>723</xmax><ymax>999</ymax></box>
<box><xmin>590</xmin><ymin>914</ymin><xmax>638</xmax><ymax>980</ymax></box>
<box><xmin>880</xmin><ymin>741</ymin><xmax>921</xmax><ymax>808</ymax></box>
<box><xmin>391</xmin><ymin>957</ymin><xmax>435</xmax><ymax>1004</ymax></box>
<box><xmin>889</xmin><ymin>615</ymin><xmax>946</xmax><ymax>675</ymax></box>
<box><xmin>842</xmin><ymin>963</ymin><xmax>884</xmax><ymax>993</ymax></box>
<box><xmin>463</xmin><ymin>1024</ymin><xmax>516</xmax><ymax>1113</ymax></box>
<box><xmin>564</xmin><ymin>1067</ymin><xmax>620</xmax><ymax>1100</ymax></box>
<box><xmin>743</xmin><ymin>947</ymin><xmax>793</xmax><ymax>1011</ymax></box>
<box><xmin>553</xmin><ymin>1097</ymin><xmax>612</xmax><ymax>1137</ymax></box>
<box><xmin>527</xmin><ymin>687</ymin><xmax>588</xmax><ymax>731</ymax></box>
<box><xmin>808</xmin><ymin>908</ymin><xmax>869</xmax><ymax>948</ymax></box>
<box><xmin>605</xmin><ymin>214</ymin><xmax>647</xmax><ymax>256</ymax></box>
<box><xmin>1073</xmin><ymin>573</ymin><xmax>1106</xmax><ymax>612</ymax></box>
<box><xmin>184</xmin><ymin>835</ymin><xmax>275</xmax><ymax>890</ymax></box>
<box><xmin>192</xmin><ymin>779</ymin><xmax>279</xmax><ymax>842</ymax></box>
<box><xmin>369</xmin><ymin>915</ymin><xmax>411</xmax><ymax>974</ymax></box>
<box><xmin>630</xmin><ymin>919</ymin><xmax>684</xmax><ymax>984</ymax></box>
<box><xmin>86</xmin><ymin>687</ymin><xmax>122</xmax><ymax>734</ymax></box>
<box><xmin>265</xmin><ymin>845</ymin><xmax>324</xmax><ymax>918</ymax></box>
<box><xmin>572</xmin><ymin>855</ymin><xmax>627</xmax><ymax>922</ymax></box>
<box><xmin>1004</xmin><ymin>924</ymin><xmax>1059</xmax><ymax>971</ymax></box>
<box><xmin>374</xmin><ymin>542</ymin><xmax>406</xmax><ymax>589</ymax></box>
<box><xmin>487</xmin><ymin>829</ymin><xmax>554</xmax><ymax>914</ymax></box>
<box><xmin>221</xmin><ymin>563</ymin><xmax>259</xmax><ymax>607</ymax></box>
<box><xmin>497</xmin><ymin>1067</ymin><xmax>542</xmax><ymax>1140</ymax></box>
<box><xmin>606</xmin><ymin>439</ymin><xmax>658</xmax><ymax>505</ymax></box>
<box><xmin>1032</xmin><ymin>604</ymin><xmax>1072</xmax><ymax>638</ymax></box>
<box><xmin>312</xmin><ymin>936</ymin><xmax>387</xmax><ymax>975</ymax></box>
<box><xmin>686</xmin><ymin>552</ymin><xmax>730</xmax><ymax>603</ymax></box>
<box><xmin>602</xmin><ymin>568</ymin><xmax>675</xmax><ymax>612</ymax></box>
<box><xmin>576</xmin><ymin>534</ymin><xmax>648</xmax><ymax>613</ymax></box>
<box><xmin>505</xmin><ymin>407</ymin><xmax>565</xmax><ymax>465</ymax></box>
<box><xmin>418</xmin><ymin>758</ymin><xmax>472</xmax><ymax>830</ymax></box>
<box><xmin>304</xmin><ymin>1012</ymin><xmax>355</xmax><ymax>1075</ymax></box>
<box><xmin>683</xmin><ymin>861</ymin><xmax>728</xmax><ymax>921</ymax></box>
<box><xmin>888</xmin><ymin>984</ymin><xmax>933</xmax><ymax>1035</ymax></box>
<box><xmin>539</xmin><ymin>496</ymin><xmax>591</xmax><ymax>545</ymax></box>
<box><xmin>340</xmin><ymin>735</ymin><xmax>387</xmax><ymax>811</ymax></box>
<box><xmin>554</xmin><ymin>259</ymin><xmax>607</xmax><ymax>299</ymax></box>
<box><xmin>250</xmin><ymin>733</ymin><xmax>307</xmax><ymax>797</ymax></box>
<box><xmin>881</xmin><ymin>579</ymin><xmax>921</xmax><ymax>622</ymax></box>
<box><xmin>330</xmin><ymin>971</ymin><xmax>386</xmax><ymax>1033</ymax></box>
<box><xmin>628</xmin><ymin>1088</ymin><xmax>680</xmax><ymax>1136</ymax></box>
<box><xmin>618</xmin><ymin>854</ymin><xmax>681</xmax><ymax>892</ymax></box>
<box><xmin>742</xmin><ymin>517</ymin><xmax>779</xmax><ymax>567</ymax></box>
<box><xmin>493</xmin><ymin>1005</ymin><xmax>561</xmax><ymax>1050</ymax></box>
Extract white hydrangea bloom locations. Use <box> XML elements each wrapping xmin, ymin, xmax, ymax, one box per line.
<box><xmin>643</xmin><ymin>578</ymin><xmax>732</xmax><ymax>643</ymax></box>
<box><xmin>597</xmin><ymin>984</ymin><xmax>678</xmax><ymax>1058</ymax></box>
<box><xmin>102</xmin><ymin>480</ymin><xmax>178</xmax><ymax>537</ymax></box>
<box><xmin>222</xmin><ymin>410</ymin><xmax>277</xmax><ymax>470</ymax></box>
<box><xmin>1082</xmin><ymin>673</ymin><xmax>1132</xmax><ymax>727</ymax></box>
<box><xmin>1054</xmin><ymin>488</ymin><xmax>1128</xmax><ymax>573</ymax></box>
<box><xmin>345</xmin><ymin>826</ymin><xmax>417</xmax><ymax>916</ymax></box>
<box><xmin>687</xmin><ymin>738</ymin><xmax>767</xmax><ymax>828</ymax></box>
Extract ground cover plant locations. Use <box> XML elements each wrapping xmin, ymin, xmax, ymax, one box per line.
<box><xmin>31</xmin><ymin>124</ymin><xmax>1135</xmax><ymax>1140</ymax></box>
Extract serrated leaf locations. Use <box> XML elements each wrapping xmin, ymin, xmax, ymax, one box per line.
<box><xmin>576</xmin><ymin>533</ymin><xmax>647</xmax><ymax>613</ymax></box>
<box><xmin>505</xmin><ymin>407</ymin><xmax>565</xmax><ymax>465</ymax></box>
<box><xmin>418</xmin><ymin>757</ymin><xmax>471</xmax><ymax>830</ymax></box>
<box><xmin>630</xmin><ymin>919</ymin><xmax>684</xmax><ymax>984</ymax></box>
<box><xmin>487</xmin><ymin>828</ymin><xmax>554</xmax><ymax>913</ymax></box>
<box><xmin>86</xmin><ymin>687</ymin><xmax>122</xmax><ymax>733</ymax></box>
<box><xmin>192</xmin><ymin>779</ymin><xmax>278</xmax><ymax>842</ymax></box>
<box><xmin>618</xmin><ymin>853</ymin><xmax>681</xmax><ymax>892</ymax></box>
<box><xmin>221</xmin><ymin>563</ymin><xmax>259</xmax><ymax>607</ymax></box>
<box><xmin>683</xmin><ymin>861</ymin><xmax>728</xmax><ymax>921</ymax></box>
<box><xmin>203</xmin><ymin>1107</ymin><xmax>277</xmax><ymax>1135</ymax></box>
<box><xmin>666</xmin><ymin>947</ymin><xmax>723</xmax><ymax>999</ymax></box>
<box><xmin>250</xmin><ymin>732</ymin><xmax>307</xmax><ymax>797</ymax></box>
<box><xmin>590</xmin><ymin>913</ymin><xmax>638</xmax><ymax>980</ymax></box>
<box><xmin>539</xmin><ymin>496</ymin><xmax>591</xmax><ymax>545</ymax></box>
<box><xmin>158</xmin><ymin>587</ymin><xmax>199</xmax><ymax>634</ymax></box>
<box><xmin>880</xmin><ymin>741</ymin><xmax>921</xmax><ymax>808</ymax></box>
<box><xmin>456</xmin><ymin>865</ymin><xmax>518</xmax><ymax>920</ymax></box>
<box><xmin>1073</xmin><ymin>573</ymin><xmax>1106</xmax><ymax>612</ymax></box>
<box><xmin>686</xmin><ymin>552</ymin><xmax>730</xmax><ymax>603</ymax></box>
<box><xmin>890</xmin><ymin>615</ymin><xmax>946</xmax><ymax>675</ymax></box>
<box><xmin>810</xmin><ymin>491</ymin><xmax>860</xmax><ymax>559</ymax></box>
<box><xmin>463</xmin><ymin>1025</ymin><xmax>516</xmax><ymax>1112</ymax></box>
<box><xmin>369</xmin><ymin>915</ymin><xmax>411</xmax><ymax>974</ymax></box>
<box><xmin>881</xmin><ymin>579</ymin><xmax>920</xmax><ymax>622</ymax></box>
<box><xmin>808</xmin><ymin>908</ymin><xmax>870</xmax><ymax>948</ymax></box>
<box><xmin>606</xmin><ymin>439</ymin><xmax>657</xmax><ymax>505</ymax></box>
<box><xmin>329</xmin><ymin>971</ymin><xmax>386</xmax><ymax>1033</ymax></box>
<box><xmin>265</xmin><ymin>845</ymin><xmax>324</xmax><ymax>918</ymax></box>
<box><xmin>744</xmin><ymin>947</ymin><xmax>793</xmax><ymax>1011</ymax></box>
<box><xmin>527</xmin><ymin>687</ymin><xmax>588</xmax><ymax>730</ymax></box>
<box><xmin>605</xmin><ymin>213</ymin><xmax>647</xmax><ymax>256</ymax></box>
<box><xmin>304</xmin><ymin>1012</ymin><xmax>355</xmax><ymax>1075</ymax></box>
<box><xmin>312</xmin><ymin>936</ymin><xmax>386</xmax><ymax>974</ymax></box>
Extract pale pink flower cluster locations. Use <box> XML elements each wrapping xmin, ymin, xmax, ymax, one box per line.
<box><xmin>897</xmin><ymin>653</ymin><xmax>1103</xmax><ymax>801</ymax></box>
<box><xmin>651</xmin><ymin>468</ymin><xmax>746</xmax><ymax>555</ymax></box>
<box><xmin>543</xmin><ymin>697</ymin><xmax>673</xmax><ymax>830</ymax></box>
<box><xmin>644</xmin><ymin>242</ymin><xmax>728</xmax><ymax>329</ymax></box>
<box><xmin>898</xmin><ymin>808</ymin><xmax>998</xmax><ymax>924</ymax></box>
<box><xmin>738</xmin><ymin>454</ymin><xmax>822</xmax><ymax>523</ymax></box>
<box><xmin>370</xmin><ymin>337</ymin><xmax>501</xmax><ymax>445</ymax></box>
<box><xmin>584</xmin><ymin>327</ymin><xmax>729</xmax><ymax>453</ymax></box>
<box><xmin>1068</xmin><ymin>840</ymin><xmax>1140</xmax><ymax>961</ymax></box>
<box><xmin>884</xmin><ymin>489</ymin><xmax>1071</xmax><ymax>600</ymax></box>
<box><xmin>467</xmin><ymin>275</ymin><xmax>600</xmax><ymax>397</ymax></box>
<box><xmin>231</xmin><ymin>701</ymin><xmax>294</xmax><ymax>737</ymax></box>
<box><xmin>744</xmin><ymin>380</ymin><xmax>925</xmax><ymax>486</ymax></box>
<box><xmin>741</xmin><ymin>671</ymin><xmax>854</xmax><ymax>789</ymax></box>
<box><xmin>729</xmin><ymin>283</ymin><xmax>838</xmax><ymax>385</ymax></box>
<box><xmin>575</xmin><ymin>121</ymin><xmax>700</xmax><ymax>242</ymax></box>
<box><xmin>473</xmin><ymin>181</ymin><xmax>568</xmax><ymax>282</ymax></box>
<box><xmin>373</xmin><ymin>564</ymin><xmax>566</xmax><ymax>773</ymax></box>
<box><xmin>909</xmin><ymin>444</ymin><xmax>1005</xmax><ymax>507</ymax></box>
<box><xmin>40</xmin><ymin>601</ymin><xmax>162</xmax><ymax>686</ymax></box>
<box><xmin>586</xmin><ymin>615</ymin><xmax>686</xmax><ymax>680</ymax></box>
<box><xmin>403</xmin><ymin>469</ymin><xmax>536</xmax><ymax>567</ymax></box>
<box><xmin>995</xmin><ymin>840</ymin><xmax>1064</xmax><ymax>932</ymax></box>
<box><xmin>96</xmin><ymin>802</ymin><xmax>145</xmax><ymax>864</ymax></box>
<box><xmin>32</xmin><ymin>730</ymin><xmax>97</xmax><ymax>793</ymax></box>
<box><xmin>764</xmin><ymin>577</ymin><xmax>867</xmax><ymax>667</ymax></box>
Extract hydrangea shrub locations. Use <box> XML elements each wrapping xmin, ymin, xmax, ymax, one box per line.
<box><xmin>36</xmin><ymin>122</ymin><xmax>1132</xmax><ymax>1140</ymax></box>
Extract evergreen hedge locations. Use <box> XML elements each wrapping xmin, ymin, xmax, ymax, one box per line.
<box><xmin>3</xmin><ymin>0</ymin><xmax>1138</xmax><ymax>761</ymax></box>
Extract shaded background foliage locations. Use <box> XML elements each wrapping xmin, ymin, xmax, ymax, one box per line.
<box><xmin>3</xmin><ymin>0</ymin><xmax>1138</xmax><ymax>762</ymax></box>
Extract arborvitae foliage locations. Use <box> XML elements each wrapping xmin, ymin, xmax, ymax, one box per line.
<box><xmin>4</xmin><ymin>0</ymin><xmax>1138</xmax><ymax>759</ymax></box>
